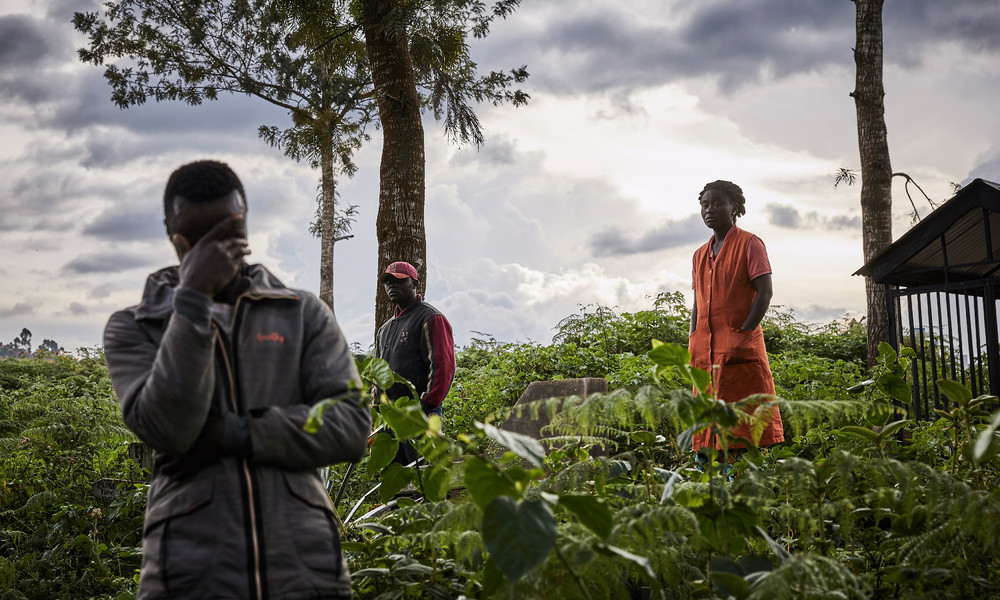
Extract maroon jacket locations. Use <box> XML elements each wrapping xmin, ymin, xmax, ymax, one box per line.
<box><xmin>374</xmin><ymin>296</ymin><xmax>455</xmax><ymax>412</ymax></box>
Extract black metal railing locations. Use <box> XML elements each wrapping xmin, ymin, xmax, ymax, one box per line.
<box><xmin>887</xmin><ymin>280</ymin><xmax>999</xmax><ymax>419</ymax></box>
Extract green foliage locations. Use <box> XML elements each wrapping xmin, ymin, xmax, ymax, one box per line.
<box><xmin>0</xmin><ymin>353</ymin><xmax>144</xmax><ymax>600</ymax></box>
<box><xmin>13</xmin><ymin>299</ymin><xmax>1000</xmax><ymax>599</ymax></box>
<box><xmin>328</xmin><ymin>298</ymin><xmax>1000</xmax><ymax>599</ymax></box>
<box><xmin>444</xmin><ymin>294</ymin><xmax>694</xmax><ymax>438</ymax></box>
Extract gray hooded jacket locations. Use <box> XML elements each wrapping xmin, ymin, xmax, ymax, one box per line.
<box><xmin>104</xmin><ymin>264</ymin><xmax>370</xmax><ymax>599</ymax></box>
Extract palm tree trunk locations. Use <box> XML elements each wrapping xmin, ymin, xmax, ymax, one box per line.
<box><xmin>852</xmin><ymin>0</ymin><xmax>893</xmax><ymax>367</ymax></box>
<box><xmin>360</xmin><ymin>0</ymin><xmax>427</xmax><ymax>335</ymax></box>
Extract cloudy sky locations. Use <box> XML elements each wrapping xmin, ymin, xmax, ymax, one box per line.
<box><xmin>2</xmin><ymin>0</ymin><xmax>1000</xmax><ymax>353</ymax></box>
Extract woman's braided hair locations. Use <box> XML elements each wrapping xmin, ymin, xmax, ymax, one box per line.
<box><xmin>698</xmin><ymin>180</ymin><xmax>746</xmax><ymax>221</ymax></box>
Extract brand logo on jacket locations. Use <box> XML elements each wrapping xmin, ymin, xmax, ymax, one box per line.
<box><xmin>398</xmin><ymin>329</ymin><xmax>410</xmax><ymax>345</ymax></box>
<box><xmin>256</xmin><ymin>332</ymin><xmax>285</xmax><ymax>343</ymax></box>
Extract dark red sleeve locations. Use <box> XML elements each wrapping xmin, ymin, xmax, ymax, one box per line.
<box><xmin>421</xmin><ymin>314</ymin><xmax>455</xmax><ymax>408</ymax></box>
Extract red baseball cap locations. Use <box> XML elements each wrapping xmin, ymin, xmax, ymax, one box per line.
<box><xmin>382</xmin><ymin>261</ymin><xmax>418</xmax><ymax>281</ymax></box>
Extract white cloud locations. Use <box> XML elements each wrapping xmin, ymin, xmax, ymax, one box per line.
<box><xmin>2</xmin><ymin>0</ymin><xmax>999</xmax><ymax>355</ymax></box>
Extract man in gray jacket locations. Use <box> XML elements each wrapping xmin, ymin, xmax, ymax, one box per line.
<box><xmin>103</xmin><ymin>159</ymin><xmax>370</xmax><ymax>599</ymax></box>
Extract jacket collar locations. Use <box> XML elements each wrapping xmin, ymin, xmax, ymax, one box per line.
<box><xmin>393</xmin><ymin>294</ymin><xmax>423</xmax><ymax>318</ymax></box>
<box><xmin>134</xmin><ymin>263</ymin><xmax>298</xmax><ymax>321</ymax></box>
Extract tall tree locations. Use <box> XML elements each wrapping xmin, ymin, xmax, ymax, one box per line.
<box><xmin>16</xmin><ymin>328</ymin><xmax>32</xmax><ymax>354</ymax></box>
<box><xmin>75</xmin><ymin>0</ymin><xmax>528</xmax><ymax>329</ymax></box>
<box><xmin>359</xmin><ymin>0</ymin><xmax>528</xmax><ymax>330</ymax></box>
<box><xmin>74</xmin><ymin>0</ymin><xmax>374</xmax><ymax>311</ymax></box>
<box><xmin>360</xmin><ymin>0</ymin><xmax>426</xmax><ymax>331</ymax></box>
<box><xmin>851</xmin><ymin>0</ymin><xmax>893</xmax><ymax>367</ymax></box>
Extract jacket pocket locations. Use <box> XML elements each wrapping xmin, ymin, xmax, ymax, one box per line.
<box><xmin>144</xmin><ymin>478</ymin><xmax>217</xmax><ymax>596</ymax></box>
<box><xmin>282</xmin><ymin>471</ymin><xmax>342</xmax><ymax>576</ymax></box>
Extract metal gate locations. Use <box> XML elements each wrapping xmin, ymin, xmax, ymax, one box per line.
<box><xmin>887</xmin><ymin>281</ymin><xmax>999</xmax><ymax>419</ymax></box>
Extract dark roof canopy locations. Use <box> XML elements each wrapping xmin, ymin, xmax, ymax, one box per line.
<box><xmin>855</xmin><ymin>178</ymin><xmax>1000</xmax><ymax>288</ymax></box>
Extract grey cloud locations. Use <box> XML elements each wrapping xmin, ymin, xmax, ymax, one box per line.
<box><xmin>40</xmin><ymin>70</ymin><xmax>287</xmax><ymax>135</ymax></box>
<box><xmin>0</xmin><ymin>15</ymin><xmax>55</xmax><ymax>68</ymax></box>
<box><xmin>482</xmin><ymin>0</ymin><xmax>854</xmax><ymax>95</ymax></box>
<box><xmin>764</xmin><ymin>203</ymin><xmax>860</xmax><ymax>231</ymax></box>
<box><xmin>87</xmin><ymin>282</ymin><xmax>117</xmax><ymax>299</ymax></box>
<box><xmin>82</xmin><ymin>205</ymin><xmax>165</xmax><ymax>242</ymax></box>
<box><xmin>68</xmin><ymin>302</ymin><xmax>90</xmax><ymax>315</ymax></box>
<box><xmin>53</xmin><ymin>301</ymin><xmax>96</xmax><ymax>317</ymax></box>
<box><xmin>588</xmin><ymin>214</ymin><xmax>705</xmax><ymax>257</ymax></box>
<box><xmin>479</xmin><ymin>0</ymin><xmax>1000</xmax><ymax>97</ymax></box>
<box><xmin>48</xmin><ymin>0</ymin><xmax>103</xmax><ymax>21</ymax></box>
<box><xmin>62</xmin><ymin>251</ymin><xmax>155</xmax><ymax>274</ymax></box>
<box><xmin>765</xmin><ymin>204</ymin><xmax>802</xmax><ymax>228</ymax></box>
<box><xmin>886</xmin><ymin>0</ymin><xmax>1000</xmax><ymax>57</ymax></box>
<box><xmin>965</xmin><ymin>152</ymin><xmax>1000</xmax><ymax>185</ymax></box>
<box><xmin>594</xmin><ymin>92</ymin><xmax>648</xmax><ymax>120</ymax></box>
<box><xmin>0</xmin><ymin>302</ymin><xmax>36</xmax><ymax>318</ymax></box>
<box><xmin>794</xmin><ymin>304</ymin><xmax>860</xmax><ymax>324</ymax></box>
<box><xmin>450</xmin><ymin>136</ymin><xmax>517</xmax><ymax>166</ymax></box>
<box><xmin>454</xmin><ymin>288</ymin><xmax>516</xmax><ymax>311</ymax></box>
<box><xmin>0</xmin><ymin>164</ymin><xmax>107</xmax><ymax>232</ymax></box>
<box><xmin>0</xmin><ymin>1</ymin><xmax>288</xmax><ymax>140</ymax></box>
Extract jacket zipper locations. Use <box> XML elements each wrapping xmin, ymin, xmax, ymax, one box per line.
<box><xmin>216</xmin><ymin>314</ymin><xmax>265</xmax><ymax>600</ymax></box>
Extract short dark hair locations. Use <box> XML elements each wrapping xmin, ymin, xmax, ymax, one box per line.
<box><xmin>163</xmin><ymin>160</ymin><xmax>246</xmax><ymax>226</ymax></box>
<box><xmin>698</xmin><ymin>180</ymin><xmax>746</xmax><ymax>220</ymax></box>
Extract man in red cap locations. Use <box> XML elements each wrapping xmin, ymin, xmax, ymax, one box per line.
<box><xmin>374</xmin><ymin>262</ymin><xmax>456</xmax><ymax>464</ymax></box>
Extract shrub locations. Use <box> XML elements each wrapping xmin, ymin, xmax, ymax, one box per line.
<box><xmin>0</xmin><ymin>353</ymin><xmax>143</xmax><ymax>600</ymax></box>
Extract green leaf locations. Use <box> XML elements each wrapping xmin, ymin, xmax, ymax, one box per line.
<box><xmin>503</xmin><ymin>465</ymin><xmax>544</xmax><ymax>490</ymax></box>
<box><xmin>883</xmin><ymin>375</ymin><xmax>912</xmax><ymax>404</ymax></box>
<box><xmin>689</xmin><ymin>367</ymin><xmax>711</xmax><ymax>396</ymax></box>
<box><xmin>415</xmin><ymin>434</ymin><xmax>452</xmax><ymax>463</ymax></box>
<box><xmin>974</xmin><ymin>431</ymin><xmax>1000</xmax><ymax>465</ymax></box>
<box><xmin>304</xmin><ymin>397</ymin><xmax>342</xmax><ymax>433</ymax></box>
<box><xmin>710</xmin><ymin>572</ymin><xmax>750</xmax><ymax>599</ymax></box>
<box><xmin>482</xmin><ymin>497</ymin><xmax>556</xmax><ymax>582</ymax></box>
<box><xmin>465</xmin><ymin>456</ymin><xmax>519</xmax><ymax>510</ymax></box>
<box><xmin>378</xmin><ymin>463</ymin><xmax>411</xmax><ymax>503</ymax></box>
<box><xmin>675</xmin><ymin>391</ymin><xmax>710</xmax><ymax>427</ymax></box>
<box><xmin>479</xmin><ymin>422</ymin><xmax>545</xmax><ymax>467</ymax></box>
<box><xmin>648</xmin><ymin>341</ymin><xmax>690</xmax><ymax>368</ymax></box>
<box><xmin>877</xmin><ymin>342</ymin><xmax>897</xmax><ymax>364</ymax></box>
<box><xmin>558</xmin><ymin>494</ymin><xmax>613</xmax><ymax>539</ymax></box>
<box><xmin>630</xmin><ymin>430</ymin><xmax>657</xmax><ymax>445</ymax></box>
<box><xmin>695</xmin><ymin>503</ymin><xmax>759</xmax><ymax>555</ymax></box>
<box><xmin>838</xmin><ymin>426</ymin><xmax>879</xmax><ymax>444</ymax></box>
<box><xmin>973</xmin><ymin>410</ymin><xmax>1000</xmax><ymax>464</ymax></box>
<box><xmin>353</xmin><ymin>567</ymin><xmax>391</xmax><ymax>578</ymax></box>
<box><xmin>367</xmin><ymin>432</ymin><xmax>399</xmax><ymax>476</ymax></box>
<box><xmin>674</xmin><ymin>485</ymin><xmax>708</xmax><ymax>508</ymax></box>
<box><xmin>380</xmin><ymin>403</ymin><xmax>426</xmax><ymax>440</ymax></box>
<box><xmin>877</xmin><ymin>419</ymin><xmax>909</xmax><ymax>441</ymax></box>
<box><xmin>600</xmin><ymin>544</ymin><xmax>655</xmax><ymax>580</ymax></box>
<box><xmin>363</xmin><ymin>357</ymin><xmax>397</xmax><ymax>391</ymax></box>
<box><xmin>937</xmin><ymin>379</ymin><xmax>973</xmax><ymax>407</ymax></box>
<box><xmin>864</xmin><ymin>402</ymin><xmax>893</xmax><ymax>427</ymax></box>
<box><xmin>422</xmin><ymin>463</ymin><xmax>452</xmax><ymax>502</ymax></box>
<box><xmin>395</xmin><ymin>496</ymin><xmax>418</xmax><ymax>508</ymax></box>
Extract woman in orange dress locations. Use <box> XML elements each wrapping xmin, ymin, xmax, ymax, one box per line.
<box><xmin>688</xmin><ymin>180</ymin><xmax>784</xmax><ymax>453</ymax></box>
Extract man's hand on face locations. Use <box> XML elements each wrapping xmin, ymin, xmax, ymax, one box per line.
<box><xmin>173</xmin><ymin>214</ymin><xmax>250</xmax><ymax>298</ymax></box>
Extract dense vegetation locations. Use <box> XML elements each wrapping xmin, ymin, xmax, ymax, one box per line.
<box><xmin>2</xmin><ymin>295</ymin><xmax>999</xmax><ymax>599</ymax></box>
<box><xmin>0</xmin><ymin>350</ymin><xmax>144</xmax><ymax>599</ymax></box>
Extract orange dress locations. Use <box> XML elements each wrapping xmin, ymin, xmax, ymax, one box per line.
<box><xmin>688</xmin><ymin>227</ymin><xmax>784</xmax><ymax>451</ymax></box>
